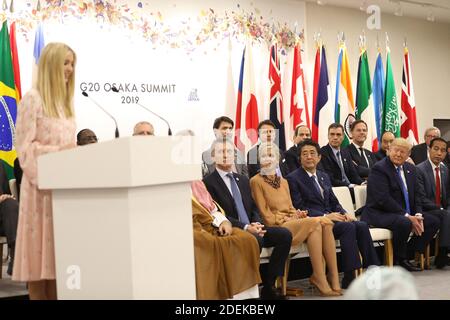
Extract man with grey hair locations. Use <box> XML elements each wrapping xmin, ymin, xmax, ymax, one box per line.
<box><xmin>410</xmin><ymin>127</ymin><xmax>441</xmax><ymax>165</ymax></box>
<box><xmin>133</xmin><ymin>121</ymin><xmax>154</xmax><ymax>136</ymax></box>
<box><xmin>361</xmin><ymin>138</ymin><xmax>440</xmax><ymax>272</ymax></box>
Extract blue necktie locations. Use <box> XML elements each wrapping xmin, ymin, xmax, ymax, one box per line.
<box><xmin>311</xmin><ymin>175</ymin><xmax>323</xmax><ymax>198</ymax></box>
<box><xmin>336</xmin><ymin>151</ymin><xmax>350</xmax><ymax>184</ymax></box>
<box><xmin>396</xmin><ymin>166</ymin><xmax>411</xmax><ymax>214</ymax></box>
<box><xmin>226</xmin><ymin>173</ymin><xmax>250</xmax><ymax>225</ymax></box>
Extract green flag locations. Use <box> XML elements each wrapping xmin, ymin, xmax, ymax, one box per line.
<box><xmin>355</xmin><ymin>50</ymin><xmax>376</xmax><ymax>150</ymax></box>
<box><xmin>0</xmin><ymin>20</ymin><xmax>18</xmax><ymax>179</ymax></box>
<box><xmin>382</xmin><ymin>48</ymin><xmax>400</xmax><ymax>137</ymax></box>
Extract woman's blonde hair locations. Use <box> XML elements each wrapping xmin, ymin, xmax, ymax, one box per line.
<box><xmin>258</xmin><ymin>142</ymin><xmax>280</xmax><ymax>162</ymax></box>
<box><xmin>37</xmin><ymin>42</ymin><xmax>76</xmax><ymax>118</ymax></box>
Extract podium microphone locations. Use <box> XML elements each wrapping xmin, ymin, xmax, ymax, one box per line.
<box><xmin>111</xmin><ymin>86</ymin><xmax>172</xmax><ymax>136</ymax></box>
<box><xmin>81</xmin><ymin>91</ymin><xmax>120</xmax><ymax>138</ymax></box>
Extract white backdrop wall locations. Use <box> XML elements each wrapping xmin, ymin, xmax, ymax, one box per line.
<box><xmin>13</xmin><ymin>0</ymin><xmax>306</xmax><ymax>152</ymax></box>
<box><xmin>304</xmin><ymin>2</ymin><xmax>450</xmax><ymax>144</ymax></box>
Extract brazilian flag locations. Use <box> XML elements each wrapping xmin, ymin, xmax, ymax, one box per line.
<box><xmin>0</xmin><ymin>21</ymin><xmax>18</xmax><ymax>179</ymax></box>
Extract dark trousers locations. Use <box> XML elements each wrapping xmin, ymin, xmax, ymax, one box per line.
<box><xmin>362</xmin><ymin>211</ymin><xmax>439</xmax><ymax>262</ymax></box>
<box><xmin>252</xmin><ymin>226</ymin><xmax>292</xmax><ymax>287</ymax></box>
<box><xmin>425</xmin><ymin>209</ymin><xmax>450</xmax><ymax>249</ymax></box>
<box><xmin>0</xmin><ymin>198</ymin><xmax>19</xmax><ymax>248</ymax></box>
<box><xmin>408</xmin><ymin>212</ymin><xmax>440</xmax><ymax>254</ymax></box>
<box><xmin>333</xmin><ymin>220</ymin><xmax>379</xmax><ymax>272</ymax></box>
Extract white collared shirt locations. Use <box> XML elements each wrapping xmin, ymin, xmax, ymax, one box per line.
<box><xmin>353</xmin><ymin>142</ymin><xmax>369</xmax><ymax>166</ymax></box>
<box><xmin>428</xmin><ymin>159</ymin><xmax>441</xmax><ymax>185</ymax></box>
<box><xmin>216</xmin><ymin>167</ymin><xmax>234</xmax><ymax>195</ymax></box>
<box><xmin>305</xmin><ymin>169</ymin><xmax>324</xmax><ymax>197</ymax></box>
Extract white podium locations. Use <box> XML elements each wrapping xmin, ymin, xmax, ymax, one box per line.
<box><xmin>38</xmin><ymin>136</ymin><xmax>201</xmax><ymax>299</ymax></box>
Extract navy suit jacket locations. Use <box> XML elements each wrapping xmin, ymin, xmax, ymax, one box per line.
<box><xmin>320</xmin><ymin>144</ymin><xmax>364</xmax><ymax>187</ymax></box>
<box><xmin>374</xmin><ymin>149</ymin><xmax>386</xmax><ymax>161</ymax></box>
<box><xmin>345</xmin><ymin>144</ymin><xmax>376</xmax><ymax>179</ymax></box>
<box><xmin>282</xmin><ymin>145</ymin><xmax>300</xmax><ymax>176</ymax></box>
<box><xmin>416</xmin><ymin>160</ymin><xmax>450</xmax><ymax>211</ymax></box>
<box><xmin>203</xmin><ymin>170</ymin><xmax>262</xmax><ymax>229</ymax></box>
<box><xmin>286</xmin><ymin>167</ymin><xmax>346</xmax><ymax>217</ymax></box>
<box><xmin>410</xmin><ymin>143</ymin><xmax>428</xmax><ymax>165</ymax></box>
<box><xmin>363</xmin><ymin>157</ymin><xmax>422</xmax><ymax>221</ymax></box>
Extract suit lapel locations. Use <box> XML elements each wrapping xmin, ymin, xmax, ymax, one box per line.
<box><xmin>212</xmin><ymin>170</ymin><xmax>235</xmax><ymax>205</ymax></box>
<box><xmin>425</xmin><ymin>161</ymin><xmax>436</xmax><ymax>198</ymax></box>
<box><xmin>326</xmin><ymin>145</ymin><xmax>340</xmax><ymax>168</ymax></box>
<box><xmin>404</xmin><ymin>166</ymin><xmax>415</xmax><ymax>207</ymax></box>
<box><xmin>302</xmin><ymin>169</ymin><xmax>324</xmax><ymax>202</ymax></box>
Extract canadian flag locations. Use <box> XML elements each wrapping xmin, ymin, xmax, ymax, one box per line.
<box><xmin>234</xmin><ymin>43</ymin><xmax>259</xmax><ymax>154</ymax></box>
<box><xmin>290</xmin><ymin>43</ymin><xmax>310</xmax><ymax>137</ymax></box>
<box><xmin>400</xmin><ymin>47</ymin><xmax>418</xmax><ymax>146</ymax></box>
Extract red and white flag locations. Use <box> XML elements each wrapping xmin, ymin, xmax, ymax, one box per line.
<box><xmin>290</xmin><ymin>43</ymin><xmax>310</xmax><ymax>139</ymax></box>
<box><xmin>235</xmin><ymin>43</ymin><xmax>259</xmax><ymax>153</ymax></box>
<box><xmin>400</xmin><ymin>47</ymin><xmax>418</xmax><ymax>146</ymax></box>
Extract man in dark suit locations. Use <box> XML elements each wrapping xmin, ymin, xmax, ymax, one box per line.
<box><xmin>416</xmin><ymin>137</ymin><xmax>450</xmax><ymax>268</ymax></box>
<box><xmin>0</xmin><ymin>162</ymin><xmax>19</xmax><ymax>276</ymax></box>
<box><xmin>374</xmin><ymin>131</ymin><xmax>395</xmax><ymax>161</ymax></box>
<box><xmin>247</xmin><ymin>120</ymin><xmax>281</xmax><ymax>179</ymax></box>
<box><xmin>361</xmin><ymin>138</ymin><xmax>440</xmax><ymax>272</ymax></box>
<box><xmin>202</xmin><ymin>116</ymin><xmax>248</xmax><ymax>177</ymax></box>
<box><xmin>287</xmin><ymin>139</ymin><xmax>379</xmax><ymax>289</ymax></box>
<box><xmin>345</xmin><ymin>120</ymin><xmax>376</xmax><ymax>180</ymax></box>
<box><xmin>280</xmin><ymin>125</ymin><xmax>311</xmax><ymax>176</ymax></box>
<box><xmin>444</xmin><ymin>140</ymin><xmax>450</xmax><ymax>169</ymax></box>
<box><xmin>203</xmin><ymin>138</ymin><xmax>292</xmax><ymax>299</ymax></box>
<box><xmin>410</xmin><ymin>127</ymin><xmax>441</xmax><ymax>165</ymax></box>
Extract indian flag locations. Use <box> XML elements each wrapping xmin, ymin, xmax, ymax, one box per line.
<box><xmin>335</xmin><ymin>43</ymin><xmax>355</xmax><ymax>147</ymax></box>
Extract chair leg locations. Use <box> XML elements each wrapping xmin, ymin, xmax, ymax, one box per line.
<box><xmin>0</xmin><ymin>243</ymin><xmax>3</xmax><ymax>279</ymax></box>
<box><xmin>281</xmin><ymin>257</ymin><xmax>290</xmax><ymax>296</ymax></box>
<box><xmin>425</xmin><ymin>244</ymin><xmax>430</xmax><ymax>270</ymax></box>
<box><xmin>415</xmin><ymin>252</ymin><xmax>425</xmax><ymax>271</ymax></box>
<box><xmin>435</xmin><ymin>235</ymin><xmax>440</xmax><ymax>258</ymax></box>
<box><xmin>384</xmin><ymin>239</ymin><xmax>394</xmax><ymax>267</ymax></box>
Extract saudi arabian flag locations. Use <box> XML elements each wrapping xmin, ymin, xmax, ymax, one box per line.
<box><xmin>335</xmin><ymin>44</ymin><xmax>355</xmax><ymax>147</ymax></box>
<box><xmin>382</xmin><ymin>48</ymin><xmax>400</xmax><ymax>137</ymax></box>
<box><xmin>355</xmin><ymin>49</ymin><xmax>377</xmax><ymax>150</ymax></box>
<box><xmin>0</xmin><ymin>21</ymin><xmax>18</xmax><ymax>179</ymax></box>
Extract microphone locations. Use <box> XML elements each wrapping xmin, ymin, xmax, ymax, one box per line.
<box><xmin>81</xmin><ymin>91</ymin><xmax>119</xmax><ymax>138</ymax></box>
<box><xmin>111</xmin><ymin>86</ymin><xmax>172</xmax><ymax>136</ymax></box>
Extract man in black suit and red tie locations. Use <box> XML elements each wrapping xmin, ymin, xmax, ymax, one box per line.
<box><xmin>410</xmin><ymin>127</ymin><xmax>441</xmax><ymax>165</ymax></box>
<box><xmin>345</xmin><ymin>120</ymin><xmax>376</xmax><ymax>180</ymax></box>
<box><xmin>203</xmin><ymin>138</ymin><xmax>292</xmax><ymax>300</ymax></box>
<box><xmin>361</xmin><ymin>138</ymin><xmax>440</xmax><ymax>272</ymax></box>
<box><xmin>416</xmin><ymin>137</ymin><xmax>450</xmax><ymax>268</ymax></box>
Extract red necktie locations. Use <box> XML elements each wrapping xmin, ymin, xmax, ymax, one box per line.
<box><xmin>435</xmin><ymin>167</ymin><xmax>441</xmax><ymax>206</ymax></box>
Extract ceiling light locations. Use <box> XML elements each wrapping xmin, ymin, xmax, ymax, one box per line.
<box><xmin>317</xmin><ymin>0</ymin><xmax>326</xmax><ymax>6</ymax></box>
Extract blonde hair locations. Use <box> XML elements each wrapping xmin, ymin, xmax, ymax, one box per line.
<box><xmin>391</xmin><ymin>138</ymin><xmax>412</xmax><ymax>151</ymax></box>
<box><xmin>258</xmin><ymin>142</ymin><xmax>280</xmax><ymax>162</ymax></box>
<box><xmin>37</xmin><ymin>42</ymin><xmax>76</xmax><ymax>118</ymax></box>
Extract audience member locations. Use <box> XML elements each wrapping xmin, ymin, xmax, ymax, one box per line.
<box><xmin>416</xmin><ymin>137</ymin><xmax>450</xmax><ymax>268</ymax></box>
<box><xmin>410</xmin><ymin>127</ymin><xmax>441</xmax><ymax>165</ymax></box>
<box><xmin>76</xmin><ymin>128</ymin><xmax>98</xmax><ymax>146</ymax></box>
<box><xmin>0</xmin><ymin>162</ymin><xmax>19</xmax><ymax>276</ymax></box>
<box><xmin>281</xmin><ymin>125</ymin><xmax>311</xmax><ymax>176</ymax></box>
<box><xmin>247</xmin><ymin>120</ymin><xmax>279</xmax><ymax>178</ymax></box>
<box><xmin>133</xmin><ymin>121</ymin><xmax>154</xmax><ymax>136</ymax></box>
<box><xmin>250</xmin><ymin>142</ymin><xmax>341</xmax><ymax>296</ymax></box>
<box><xmin>203</xmin><ymin>138</ymin><xmax>292</xmax><ymax>300</ymax></box>
<box><xmin>345</xmin><ymin>120</ymin><xmax>376</xmax><ymax>180</ymax></box>
<box><xmin>361</xmin><ymin>138</ymin><xmax>440</xmax><ymax>272</ymax></box>
<box><xmin>374</xmin><ymin>131</ymin><xmax>395</xmax><ymax>161</ymax></box>
<box><xmin>345</xmin><ymin>266</ymin><xmax>419</xmax><ymax>300</ymax></box>
<box><xmin>191</xmin><ymin>180</ymin><xmax>261</xmax><ymax>299</ymax></box>
<box><xmin>287</xmin><ymin>139</ymin><xmax>379</xmax><ymax>289</ymax></box>
<box><xmin>202</xmin><ymin>116</ymin><xmax>247</xmax><ymax>177</ymax></box>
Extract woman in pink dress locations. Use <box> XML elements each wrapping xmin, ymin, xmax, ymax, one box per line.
<box><xmin>12</xmin><ymin>43</ymin><xmax>77</xmax><ymax>300</ymax></box>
